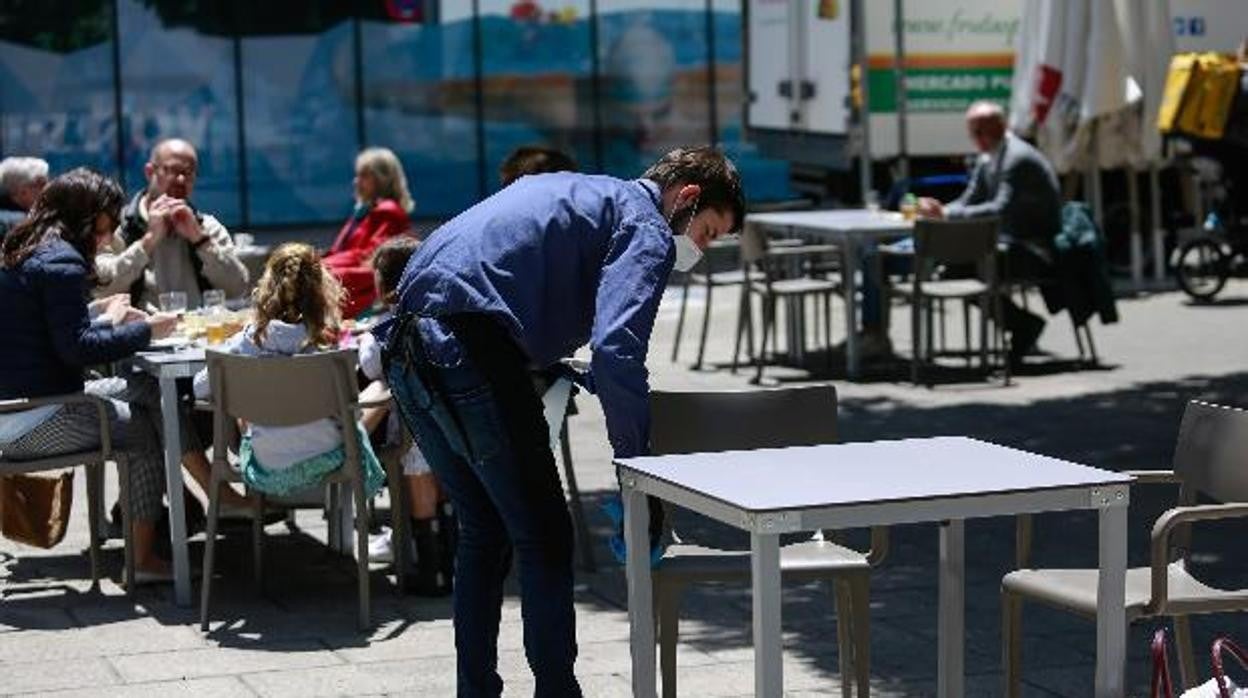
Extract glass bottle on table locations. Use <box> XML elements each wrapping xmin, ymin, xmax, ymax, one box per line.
<box><xmin>900</xmin><ymin>193</ymin><xmax>918</xmax><ymax>221</ymax></box>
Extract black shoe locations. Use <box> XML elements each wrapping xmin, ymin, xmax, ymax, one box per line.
<box><xmin>404</xmin><ymin>517</ymin><xmax>452</xmax><ymax>597</ymax></box>
<box><xmin>1008</xmin><ymin>315</ymin><xmax>1046</xmax><ymax>364</ymax></box>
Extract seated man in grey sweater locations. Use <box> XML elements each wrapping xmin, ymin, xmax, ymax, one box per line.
<box><xmin>95</xmin><ymin>138</ymin><xmax>248</xmax><ymax>310</ymax></box>
<box><xmin>915</xmin><ymin>100</ymin><xmax>1061</xmax><ymax>361</ymax></box>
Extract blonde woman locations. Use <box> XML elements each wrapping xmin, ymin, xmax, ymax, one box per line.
<box><xmin>324</xmin><ymin>147</ymin><xmax>414</xmax><ymax>317</ymax></box>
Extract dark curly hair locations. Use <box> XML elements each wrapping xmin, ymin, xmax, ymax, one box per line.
<box><xmin>1</xmin><ymin>167</ymin><xmax>124</xmax><ymax>274</ymax></box>
<box><xmin>642</xmin><ymin>146</ymin><xmax>746</xmax><ymax>234</ymax></box>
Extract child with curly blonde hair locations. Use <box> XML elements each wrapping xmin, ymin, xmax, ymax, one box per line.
<box><xmin>193</xmin><ymin>243</ymin><xmax>384</xmax><ymax>496</ymax></box>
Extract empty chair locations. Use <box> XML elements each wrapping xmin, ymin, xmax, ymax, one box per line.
<box><xmin>199</xmin><ymin>349</ymin><xmax>376</xmax><ymax>631</ymax></box>
<box><xmin>733</xmin><ymin>225</ymin><xmax>842</xmax><ymax>383</ymax></box>
<box><xmin>894</xmin><ymin>217</ymin><xmax>1006</xmax><ymax>385</ymax></box>
<box><xmin>1003</xmin><ymin>401</ymin><xmax>1248</xmax><ymax>694</ymax></box>
<box><xmin>650</xmin><ymin>384</ymin><xmax>886</xmax><ymax>697</ymax></box>
<box><xmin>671</xmin><ymin>239</ymin><xmax>761</xmax><ymax>370</ymax></box>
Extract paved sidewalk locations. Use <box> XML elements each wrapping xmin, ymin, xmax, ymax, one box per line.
<box><xmin>5</xmin><ymin>281</ymin><xmax>1248</xmax><ymax>696</ymax></box>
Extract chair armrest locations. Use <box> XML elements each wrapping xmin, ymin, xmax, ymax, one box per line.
<box><xmin>355</xmin><ymin>396</ymin><xmax>392</xmax><ymax>410</ymax></box>
<box><xmin>1148</xmin><ymin>503</ymin><xmax>1248</xmax><ymax>614</ymax></box>
<box><xmin>866</xmin><ymin>526</ymin><xmax>889</xmax><ymax>567</ymax></box>
<box><xmin>0</xmin><ymin>392</ymin><xmax>101</xmax><ymax>412</ymax></box>
<box><xmin>0</xmin><ymin>392</ymin><xmax>112</xmax><ymax>460</ymax></box>
<box><xmin>766</xmin><ymin>244</ymin><xmax>840</xmax><ymax>259</ymax></box>
<box><xmin>1122</xmin><ymin>470</ymin><xmax>1181</xmax><ymax>486</ymax></box>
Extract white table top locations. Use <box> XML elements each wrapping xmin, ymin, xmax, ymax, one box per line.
<box><xmin>746</xmin><ymin>208</ymin><xmax>914</xmax><ymax>234</ymax></box>
<box><xmin>616</xmin><ymin>437</ymin><xmax>1131</xmax><ymax>513</ymax></box>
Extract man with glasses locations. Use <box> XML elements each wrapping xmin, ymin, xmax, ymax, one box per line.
<box><xmin>96</xmin><ymin>138</ymin><xmax>248</xmax><ymax>310</ymax></box>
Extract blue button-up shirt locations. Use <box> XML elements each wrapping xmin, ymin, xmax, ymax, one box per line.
<box><xmin>394</xmin><ymin>172</ymin><xmax>676</xmax><ymax>459</ymax></box>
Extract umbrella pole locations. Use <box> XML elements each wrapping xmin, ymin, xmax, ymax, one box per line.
<box><xmin>1128</xmin><ymin>168</ymin><xmax>1143</xmax><ymax>286</ymax></box>
<box><xmin>1149</xmin><ymin>165</ymin><xmax>1166</xmax><ymax>283</ymax></box>
<box><xmin>893</xmin><ymin>0</ymin><xmax>909</xmax><ymax>184</ymax></box>
<box><xmin>853</xmin><ymin>0</ymin><xmax>873</xmax><ymax>203</ymax></box>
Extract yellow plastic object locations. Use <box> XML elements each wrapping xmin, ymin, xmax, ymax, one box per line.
<box><xmin>1159</xmin><ymin>52</ymin><xmax>1241</xmax><ymax>139</ymax></box>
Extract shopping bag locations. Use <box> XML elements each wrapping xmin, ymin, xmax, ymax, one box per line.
<box><xmin>1179</xmin><ymin>637</ymin><xmax>1248</xmax><ymax>697</ymax></box>
<box><xmin>0</xmin><ymin>471</ymin><xmax>74</xmax><ymax>549</ymax></box>
<box><xmin>1154</xmin><ymin>628</ymin><xmax>1176</xmax><ymax>698</ymax></box>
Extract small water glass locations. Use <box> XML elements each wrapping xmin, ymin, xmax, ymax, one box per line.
<box><xmin>159</xmin><ymin>291</ymin><xmax>188</xmax><ymax>315</ymax></box>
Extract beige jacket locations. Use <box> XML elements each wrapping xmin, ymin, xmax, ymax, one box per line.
<box><xmin>95</xmin><ymin>196</ymin><xmax>249</xmax><ymax>310</ymax></box>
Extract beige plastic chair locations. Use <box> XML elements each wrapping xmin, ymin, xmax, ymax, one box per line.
<box><xmin>199</xmin><ymin>349</ymin><xmax>374</xmax><ymax>631</ymax></box>
<box><xmin>894</xmin><ymin>217</ymin><xmax>1006</xmax><ymax>386</ymax></box>
<box><xmin>734</xmin><ymin>224</ymin><xmax>842</xmax><ymax>383</ymax></box>
<box><xmin>0</xmin><ymin>392</ymin><xmax>128</xmax><ymax>592</ymax></box>
<box><xmin>650</xmin><ymin>384</ymin><xmax>887</xmax><ymax>698</ymax></box>
<box><xmin>671</xmin><ymin>239</ymin><xmax>763</xmax><ymax>370</ymax></box>
<box><xmin>1003</xmin><ymin>400</ymin><xmax>1248</xmax><ymax>695</ymax></box>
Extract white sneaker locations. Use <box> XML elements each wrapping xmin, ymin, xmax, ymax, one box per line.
<box><xmin>369</xmin><ymin>528</ymin><xmax>394</xmax><ymax>564</ymax></box>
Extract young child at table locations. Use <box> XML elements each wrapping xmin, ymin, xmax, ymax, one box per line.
<box><xmin>357</xmin><ymin>235</ymin><xmax>453</xmax><ymax>596</ymax></box>
<box><xmin>192</xmin><ymin>242</ymin><xmax>384</xmax><ymax>499</ymax></box>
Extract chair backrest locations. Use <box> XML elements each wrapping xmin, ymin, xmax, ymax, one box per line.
<box><xmin>1172</xmin><ymin>400</ymin><xmax>1248</xmax><ymax>503</ymax></box>
<box><xmin>649</xmin><ymin>384</ymin><xmax>837</xmax><ymax>456</ymax></box>
<box><xmin>206</xmin><ymin>349</ymin><xmax>359</xmax><ymax>427</ymax></box>
<box><xmin>738</xmin><ymin>222</ymin><xmax>770</xmax><ymax>265</ymax></box>
<box><xmin>913</xmin><ymin>217</ymin><xmax>1000</xmax><ymax>269</ymax></box>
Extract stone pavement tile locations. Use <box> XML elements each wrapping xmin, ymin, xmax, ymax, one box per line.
<box><xmin>660</xmin><ymin>652</ymin><xmax>845</xmax><ymax>697</ymax></box>
<box><xmin>498</xmin><ymin>637</ymin><xmax>719</xmax><ymax>679</ymax></box>
<box><xmin>1020</xmin><ymin>660</ymin><xmax>1155</xmax><ymax>697</ymax></box>
<box><xmin>38</xmin><ymin>676</ymin><xmax>255</xmax><ymax>698</ymax></box>
<box><xmin>329</xmin><ymin>619</ymin><xmax>456</xmax><ymax>664</ymax></box>
<box><xmin>108</xmin><ymin>641</ymin><xmax>342</xmax><ymax>683</ymax></box>
<box><xmin>0</xmin><ymin>618</ymin><xmax>207</xmax><ymax>662</ymax></box>
<box><xmin>496</xmin><ymin>672</ymin><xmax>633</xmax><ymax>697</ymax></box>
<box><xmin>241</xmin><ymin>656</ymin><xmax>455</xmax><ymax>697</ymax></box>
<box><xmin>2</xmin><ymin>657</ymin><xmax>119</xmax><ymax>695</ymax></box>
<box><xmin>0</xmin><ymin>600</ymin><xmax>77</xmax><ymax>632</ymax></box>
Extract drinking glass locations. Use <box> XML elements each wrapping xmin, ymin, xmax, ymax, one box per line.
<box><xmin>159</xmin><ymin>291</ymin><xmax>188</xmax><ymax>315</ymax></box>
<box><xmin>202</xmin><ymin>289</ymin><xmax>225</xmax><ymax>312</ymax></box>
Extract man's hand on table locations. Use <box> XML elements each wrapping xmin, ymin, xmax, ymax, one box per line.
<box><xmin>916</xmin><ymin>197</ymin><xmax>945</xmax><ymax>219</ymax></box>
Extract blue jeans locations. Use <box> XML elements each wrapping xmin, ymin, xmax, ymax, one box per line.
<box><xmin>385</xmin><ymin>315</ymin><xmax>581</xmax><ymax>698</ymax></box>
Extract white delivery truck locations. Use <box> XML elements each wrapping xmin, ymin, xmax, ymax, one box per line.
<box><xmin>745</xmin><ymin>0</ymin><xmax>1245</xmax><ymax>194</ymax></box>
<box><xmin>746</xmin><ymin>0</ymin><xmax>1021</xmax><ymax>183</ymax></box>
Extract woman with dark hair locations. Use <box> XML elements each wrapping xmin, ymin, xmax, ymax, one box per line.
<box><xmin>0</xmin><ymin>168</ymin><xmax>181</xmax><ymax>583</ymax></box>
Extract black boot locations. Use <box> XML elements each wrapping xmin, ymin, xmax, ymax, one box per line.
<box><xmin>404</xmin><ymin>517</ymin><xmax>451</xmax><ymax>597</ymax></box>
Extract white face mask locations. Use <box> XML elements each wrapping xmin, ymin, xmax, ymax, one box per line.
<box><xmin>670</xmin><ymin>200</ymin><xmax>702</xmax><ymax>272</ymax></box>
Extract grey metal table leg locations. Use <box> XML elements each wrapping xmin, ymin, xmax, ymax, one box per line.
<box><xmin>158</xmin><ymin>375</ymin><xmax>192</xmax><ymax>607</ymax></box>
<box><xmin>624</xmin><ymin>482</ymin><xmax>657</xmax><ymax>698</ymax></box>
<box><xmin>1095</xmin><ymin>502</ymin><xmax>1128</xmax><ymax>698</ymax></box>
<box><xmin>752</xmin><ymin>532</ymin><xmax>783</xmax><ymax>696</ymax></box>
<box><xmin>938</xmin><ymin>519</ymin><xmax>965</xmax><ymax>698</ymax></box>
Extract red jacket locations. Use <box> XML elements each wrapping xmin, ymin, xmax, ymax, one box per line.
<box><xmin>323</xmin><ymin>198</ymin><xmax>411</xmax><ymax>318</ymax></box>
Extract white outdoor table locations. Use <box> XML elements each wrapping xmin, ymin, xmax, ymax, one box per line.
<box><xmin>617</xmin><ymin>437</ymin><xmax>1133</xmax><ymax>697</ymax></box>
<box><xmin>125</xmin><ymin>347</ymin><xmax>206</xmax><ymax>606</ymax></box>
<box><xmin>745</xmin><ymin>209</ymin><xmax>912</xmax><ymax>380</ymax></box>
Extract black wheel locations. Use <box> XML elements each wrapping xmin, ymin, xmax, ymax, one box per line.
<box><xmin>1176</xmin><ymin>238</ymin><xmax>1229</xmax><ymax>301</ymax></box>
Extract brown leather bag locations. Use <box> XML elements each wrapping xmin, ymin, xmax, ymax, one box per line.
<box><xmin>0</xmin><ymin>471</ymin><xmax>74</xmax><ymax>549</ymax></box>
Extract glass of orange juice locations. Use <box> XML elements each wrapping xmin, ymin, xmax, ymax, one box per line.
<box><xmin>205</xmin><ymin>317</ymin><xmax>228</xmax><ymax>345</ymax></box>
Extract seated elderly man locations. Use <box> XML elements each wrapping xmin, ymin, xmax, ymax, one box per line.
<box><xmin>916</xmin><ymin>100</ymin><xmax>1061</xmax><ymax>361</ymax></box>
<box><xmin>0</xmin><ymin>156</ymin><xmax>48</xmax><ymax>237</ymax></box>
<box><xmin>95</xmin><ymin>138</ymin><xmax>248</xmax><ymax>310</ymax></box>
<box><xmin>861</xmin><ymin>101</ymin><xmax>1061</xmax><ymax>363</ymax></box>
